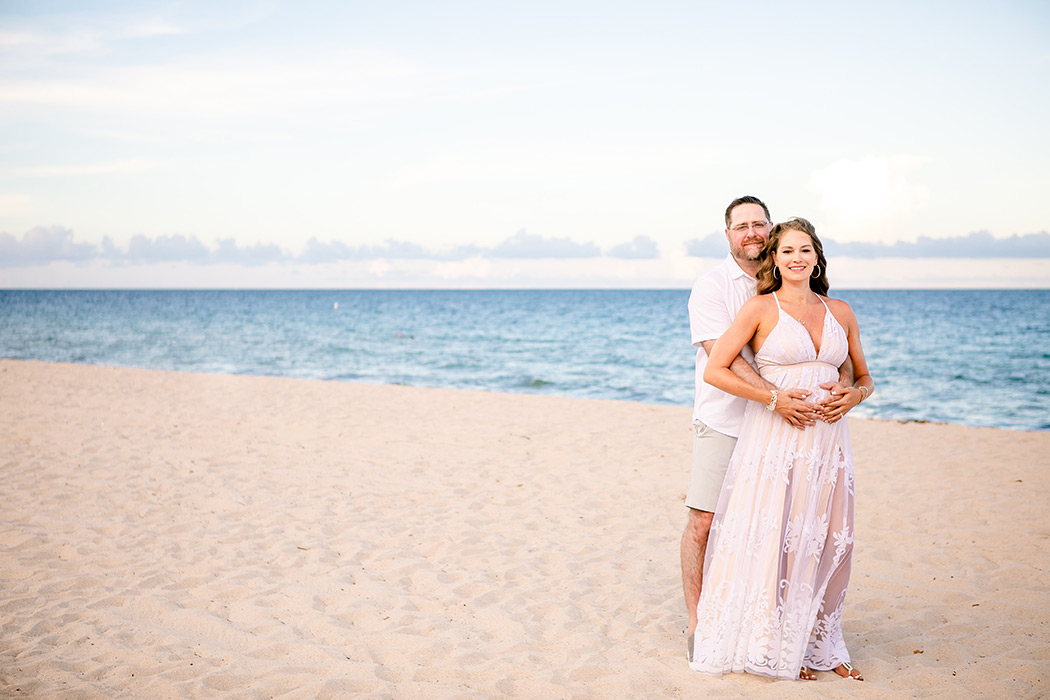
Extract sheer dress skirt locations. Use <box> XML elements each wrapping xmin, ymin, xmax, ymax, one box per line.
<box><xmin>690</xmin><ymin>305</ymin><xmax>856</xmax><ymax>679</ymax></box>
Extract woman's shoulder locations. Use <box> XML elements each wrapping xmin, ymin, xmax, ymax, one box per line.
<box><xmin>821</xmin><ymin>295</ymin><xmax>853</xmax><ymax>311</ymax></box>
<box><xmin>743</xmin><ymin>293</ymin><xmax>778</xmax><ymax>312</ymax></box>
<box><xmin>734</xmin><ymin>293</ymin><xmax>778</xmax><ymax>323</ymax></box>
<box><xmin>822</xmin><ymin>296</ymin><xmax>858</xmax><ymax>323</ymax></box>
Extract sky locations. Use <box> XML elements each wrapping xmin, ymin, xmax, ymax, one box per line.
<box><xmin>1</xmin><ymin>0</ymin><xmax>1049</xmax><ymax>289</ymax></box>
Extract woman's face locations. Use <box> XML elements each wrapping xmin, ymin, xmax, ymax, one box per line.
<box><xmin>773</xmin><ymin>229</ymin><xmax>818</xmax><ymax>282</ymax></box>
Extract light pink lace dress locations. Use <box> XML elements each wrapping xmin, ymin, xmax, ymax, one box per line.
<box><xmin>689</xmin><ymin>293</ymin><xmax>855</xmax><ymax>679</ymax></box>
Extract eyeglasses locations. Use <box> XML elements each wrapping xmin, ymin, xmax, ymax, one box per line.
<box><xmin>730</xmin><ymin>221</ymin><xmax>770</xmax><ymax>234</ymax></box>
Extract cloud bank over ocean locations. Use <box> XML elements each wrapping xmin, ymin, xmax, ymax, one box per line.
<box><xmin>4</xmin><ymin>226</ymin><xmax>1050</xmax><ymax>270</ymax></box>
<box><xmin>684</xmin><ymin>230</ymin><xmax>1050</xmax><ymax>259</ymax></box>
<box><xmin>0</xmin><ymin>227</ymin><xmax>631</xmax><ymax>267</ymax></box>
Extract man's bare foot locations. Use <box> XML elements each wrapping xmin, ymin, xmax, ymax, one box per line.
<box><xmin>833</xmin><ymin>662</ymin><xmax>863</xmax><ymax>680</ymax></box>
<box><xmin>799</xmin><ymin>666</ymin><xmax>817</xmax><ymax>680</ymax></box>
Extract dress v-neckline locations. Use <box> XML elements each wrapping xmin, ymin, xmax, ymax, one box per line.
<box><xmin>774</xmin><ymin>292</ymin><xmax>828</xmax><ymax>357</ymax></box>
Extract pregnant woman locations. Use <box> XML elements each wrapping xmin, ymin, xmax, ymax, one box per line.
<box><xmin>688</xmin><ymin>217</ymin><xmax>874</xmax><ymax>681</ymax></box>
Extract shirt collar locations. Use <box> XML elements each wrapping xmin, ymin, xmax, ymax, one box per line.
<box><xmin>725</xmin><ymin>254</ymin><xmax>755</xmax><ymax>281</ymax></box>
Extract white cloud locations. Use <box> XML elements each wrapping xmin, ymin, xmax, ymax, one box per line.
<box><xmin>809</xmin><ymin>155</ymin><xmax>930</xmax><ymax>242</ymax></box>
<box><xmin>125</xmin><ymin>233</ymin><xmax>210</xmax><ymax>262</ymax></box>
<box><xmin>684</xmin><ymin>233</ymin><xmax>727</xmax><ymax>258</ymax></box>
<box><xmin>824</xmin><ymin>230</ymin><xmax>1050</xmax><ymax>258</ymax></box>
<box><xmin>212</xmin><ymin>238</ymin><xmax>286</xmax><ymax>266</ymax></box>
<box><xmin>297</xmin><ymin>238</ymin><xmax>483</xmax><ymax>262</ymax></box>
<box><xmin>606</xmin><ymin>235</ymin><xmax>660</xmax><ymax>259</ymax></box>
<box><xmin>489</xmin><ymin>229</ymin><xmax>601</xmax><ymax>258</ymax></box>
<box><xmin>0</xmin><ymin>225</ymin><xmax>95</xmax><ymax>265</ymax></box>
<box><xmin>6</xmin><ymin>226</ymin><xmax>1049</xmax><ymax>273</ymax></box>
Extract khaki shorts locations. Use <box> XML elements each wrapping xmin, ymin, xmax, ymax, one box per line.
<box><xmin>684</xmin><ymin>420</ymin><xmax>737</xmax><ymax>512</ymax></box>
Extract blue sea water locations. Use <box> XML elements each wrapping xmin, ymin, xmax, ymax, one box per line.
<box><xmin>1</xmin><ymin>289</ymin><xmax>1047</xmax><ymax>431</ymax></box>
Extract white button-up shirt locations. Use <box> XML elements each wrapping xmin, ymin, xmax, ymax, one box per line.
<box><xmin>688</xmin><ymin>254</ymin><xmax>758</xmax><ymax>437</ymax></box>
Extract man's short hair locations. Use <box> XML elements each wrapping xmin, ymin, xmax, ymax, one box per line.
<box><xmin>724</xmin><ymin>195</ymin><xmax>771</xmax><ymax>227</ymax></box>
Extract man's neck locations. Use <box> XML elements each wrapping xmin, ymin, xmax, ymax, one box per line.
<box><xmin>733</xmin><ymin>256</ymin><xmax>761</xmax><ymax>279</ymax></box>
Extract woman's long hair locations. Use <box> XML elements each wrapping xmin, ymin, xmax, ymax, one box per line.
<box><xmin>755</xmin><ymin>217</ymin><xmax>830</xmax><ymax>296</ymax></box>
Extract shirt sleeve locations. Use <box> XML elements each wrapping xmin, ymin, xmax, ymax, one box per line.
<box><xmin>688</xmin><ymin>271</ymin><xmax>733</xmax><ymax>348</ymax></box>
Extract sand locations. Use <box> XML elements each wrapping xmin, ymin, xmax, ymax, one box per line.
<box><xmin>1</xmin><ymin>358</ymin><xmax>1048</xmax><ymax>699</ymax></box>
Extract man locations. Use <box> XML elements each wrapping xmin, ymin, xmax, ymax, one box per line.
<box><xmin>681</xmin><ymin>195</ymin><xmax>858</xmax><ymax>655</ymax></box>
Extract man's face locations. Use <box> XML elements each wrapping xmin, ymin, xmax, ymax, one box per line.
<box><xmin>725</xmin><ymin>203</ymin><xmax>770</xmax><ymax>263</ymax></box>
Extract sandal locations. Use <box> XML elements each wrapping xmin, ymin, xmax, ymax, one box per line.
<box><xmin>834</xmin><ymin>661</ymin><xmax>863</xmax><ymax>680</ymax></box>
<box><xmin>799</xmin><ymin>666</ymin><xmax>817</xmax><ymax>681</ymax></box>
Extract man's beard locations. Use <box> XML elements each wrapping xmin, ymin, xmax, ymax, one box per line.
<box><xmin>732</xmin><ymin>237</ymin><xmax>764</xmax><ymax>261</ymax></box>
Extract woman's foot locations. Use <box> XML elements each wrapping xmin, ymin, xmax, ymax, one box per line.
<box><xmin>833</xmin><ymin>662</ymin><xmax>863</xmax><ymax>680</ymax></box>
<box><xmin>799</xmin><ymin>666</ymin><xmax>817</xmax><ymax>680</ymax></box>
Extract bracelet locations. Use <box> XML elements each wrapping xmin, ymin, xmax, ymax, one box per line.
<box><xmin>858</xmin><ymin>385</ymin><xmax>870</xmax><ymax>402</ymax></box>
<box><xmin>766</xmin><ymin>389</ymin><xmax>778</xmax><ymax>412</ymax></box>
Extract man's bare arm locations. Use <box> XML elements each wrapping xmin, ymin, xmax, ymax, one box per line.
<box><xmin>817</xmin><ymin>356</ymin><xmax>861</xmax><ymax>423</ymax></box>
<box><xmin>700</xmin><ymin>340</ymin><xmax>817</xmax><ymax>429</ymax></box>
<box><xmin>838</xmin><ymin>356</ymin><xmax>854</xmax><ymax>385</ymax></box>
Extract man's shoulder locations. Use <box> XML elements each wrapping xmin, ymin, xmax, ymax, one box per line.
<box><xmin>690</xmin><ymin>258</ymin><xmax>732</xmax><ymax>291</ymax></box>
<box><xmin>690</xmin><ymin>257</ymin><xmax>750</xmax><ymax>301</ymax></box>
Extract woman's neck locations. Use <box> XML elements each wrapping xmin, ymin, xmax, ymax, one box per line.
<box><xmin>777</xmin><ymin>280</ymin><xmax>816</xmax><ymax>305</ymax></box>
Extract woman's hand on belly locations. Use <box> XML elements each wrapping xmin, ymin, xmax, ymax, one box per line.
<box><xmin>771</xmin><ymin>388</ymin><xmax>821</xmax><ymax>429</ymax></box>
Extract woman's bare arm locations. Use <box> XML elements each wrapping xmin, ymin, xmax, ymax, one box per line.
<box><xmin>703</xmin><ymin>296</ymin><xmax>819</xmax><ymax>427</ymax></box>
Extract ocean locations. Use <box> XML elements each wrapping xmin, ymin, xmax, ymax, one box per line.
<box><xmin>1</xmin><ymin>289</ymin><xmax>1047</xmax><ymax>431</ymax></box>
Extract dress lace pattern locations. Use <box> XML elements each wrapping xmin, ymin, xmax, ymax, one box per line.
<box><xmin>689</xmin><ymin>294</ymin><xmax>855</xmax><ymax>680</ymax></box>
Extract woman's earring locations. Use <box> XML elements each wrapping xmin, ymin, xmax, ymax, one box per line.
<box><xmin>773</xmin><ymin>267</ymin><xmax>781</xmax><ymax>279</ymax></box>
<box><xmin>811</xmin><ymin>265</ymin><xmax>821</xmax><ymax>278</ymax></box>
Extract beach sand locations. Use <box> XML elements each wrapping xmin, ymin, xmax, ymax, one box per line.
<box><xmin>1</xmin><ymin>359</ymin><xmax>1048</xmax><ymax>699</ymax></box>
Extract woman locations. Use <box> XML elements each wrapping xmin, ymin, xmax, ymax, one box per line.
<box><xmin>688</xmin><ymin>217</ymin><xmax>873</xmax><ymax>681</ymax></box>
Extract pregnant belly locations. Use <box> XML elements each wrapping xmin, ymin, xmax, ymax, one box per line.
<box><xmin>759</xmin><ymin>361</ymin><xmax>840</xmax><ymax>398</ymax></box>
